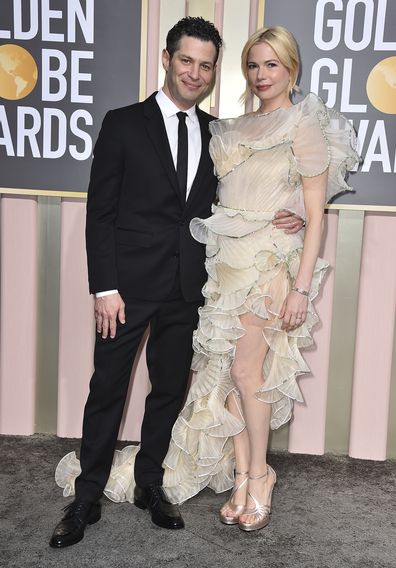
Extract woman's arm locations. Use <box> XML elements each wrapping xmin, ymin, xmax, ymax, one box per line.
<box><xmin>280</xmin><ymin>171</ymin><xmax>327</xmax><ymax>331</ymax></box>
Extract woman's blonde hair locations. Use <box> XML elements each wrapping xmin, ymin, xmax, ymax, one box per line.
<box><xmin>240</xmin><ymin>26</ymin><xmax>300</xmax><ymax>102</ymax></box>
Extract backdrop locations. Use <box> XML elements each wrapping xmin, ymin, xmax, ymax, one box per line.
<box><xmin>0</xmin><ymin>0</ymin><xmax>395</xmax><ymax>462</ymax></box>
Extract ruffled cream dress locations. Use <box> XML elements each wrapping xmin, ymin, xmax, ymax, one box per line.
<box><xmin>55</xmin><ymin>94</ymin><xmax>359</xmax><ymax>505</ymax></box>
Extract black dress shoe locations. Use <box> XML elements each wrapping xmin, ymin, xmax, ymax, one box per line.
<box><xmin>134</xmin><ymin>484</ymin><xmax>184</xmax><ymax>529</ymax></box>
<box><xmin>49</xmin><ymin>500</ymin><xmax>101</xmax><ymax>548</ymax></box>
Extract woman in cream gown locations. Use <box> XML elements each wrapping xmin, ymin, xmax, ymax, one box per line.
<box><xmin>56</xmin><ymin>26</ymin><xmax>358</xmax><ymax>532</ymax></box>
<box><xmin>163</xmin><ymin>26</ymin><xmax>358</xmax><ymax>531</ymax></box>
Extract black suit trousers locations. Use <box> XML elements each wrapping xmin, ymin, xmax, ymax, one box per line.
<box><xmin>75</xmin><ymin>281</ymin><xmax>202</xmax><ymax>503</ymax></box>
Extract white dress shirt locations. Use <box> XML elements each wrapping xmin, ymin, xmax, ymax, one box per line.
<box><xmin>155</xmin><ymin>89</ymin><xmax>201</xmax><ymax>197</ymax></box>
<box><xmin>96</xmin><ymin>89</ymin><xmax>202</xmax><ymax>298</ymax></box>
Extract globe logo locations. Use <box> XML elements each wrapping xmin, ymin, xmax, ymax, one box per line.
<box><xmin>367</xmin><ymin>57</ymin><xmax>396</xmax><ymax>115</ymax></box>
<box><xmin>0</xmin><ymin>44</ymin><xmax>38</xmax><ymax>100</ymax></box>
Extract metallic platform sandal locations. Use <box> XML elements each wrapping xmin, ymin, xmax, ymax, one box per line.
<box><xmin>219</xmin><ymin>471</ymin><xmax>249</xmax><ymax>525</ymax></box>
<box><xmin>238</xmin><ymin>465</ymin><xmax>277</xmax><ymax>532</ymax></box>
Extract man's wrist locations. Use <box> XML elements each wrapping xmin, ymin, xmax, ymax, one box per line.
<box><xmin>95</xmin><ymin>289</ymin><xmax>118</xmax><ymax>298</ymax></box>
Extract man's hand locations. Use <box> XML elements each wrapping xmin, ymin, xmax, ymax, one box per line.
<box><xmin>94</xmin><ymin>293</ymin><xmax>126</xmax><ymax>339</ymax></box>
<box><xmin>272</xmin><ymin>209</ymin><xmax>305</xmax><ymax>234</ymax></box>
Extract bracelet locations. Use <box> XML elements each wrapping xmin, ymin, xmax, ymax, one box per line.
<box><xmin>292</xmin><ymin>287</ymin><xmax>309</xmax><ymax>296</ymax></box>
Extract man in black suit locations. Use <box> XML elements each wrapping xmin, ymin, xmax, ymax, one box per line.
<box><xmin>50</xmin><ymin>17</ymin><xmax>302</xmax><ymax>548</ymax></box>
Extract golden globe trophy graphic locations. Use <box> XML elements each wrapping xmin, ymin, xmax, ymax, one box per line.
<box><xmin>0</xmin><ymin>44</ymin><xmax>38</xmax><ymax>100</ymax></box>
<box><xmin>367</xmin><ymin>56</ymin><xmax>396</xmax><ymax>115</ymax></box>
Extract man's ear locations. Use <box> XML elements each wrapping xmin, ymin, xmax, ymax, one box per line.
<box><xmin>162</xmin><ymin>48</ymin><xmax>170</xmax><ymax>72</ymax></box>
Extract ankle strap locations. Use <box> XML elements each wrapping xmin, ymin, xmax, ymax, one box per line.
<box><xmin>249</xmin><ymin>472</ymin><xmax>267</xmax><ymax>480</ymax></box>
<box><xmin>235</xmin><ymin>470</ymin><xmax>249</xmax><ymax>476</ymax></box>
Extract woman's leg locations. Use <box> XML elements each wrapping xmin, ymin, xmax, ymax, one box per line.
<box><xmin>220</xmin><ymin>393</ymin><xmax>250</xmax><ymax>516</ymax></box>
<box><xmin>230</xmin><ymin>311</ymin><xmax>275</xmax><ymax>525</ymax></box>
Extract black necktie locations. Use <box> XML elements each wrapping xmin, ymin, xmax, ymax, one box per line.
<box><xmin>176</xmin><ymin>111</ymin><xmax>188</xmax><ymax>200</ymax></box>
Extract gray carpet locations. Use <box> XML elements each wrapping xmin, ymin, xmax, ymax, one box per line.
<box><xmin>0</xmin><ymin>434</ymin><xmax>395</xmax><ymax>568</ymax></box>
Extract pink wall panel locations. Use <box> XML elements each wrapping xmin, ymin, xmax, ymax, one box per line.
<box><xmin>0</xmin><ymin>196</ymin><xmax>38</xmax><ymax>434</ymax></box>
<box><xmin>210</xmin><ymin>0</ymin><xmax>225</xmax><ymax>117</ymax></box>
<box><xmin>118</xmin><ymin>331</ymin><xmax>151</xmax><ymax>442</ymax></box>
<box><xmin>349</xmin><ymin>213</ymin><xmax>396</xmax><ymax>460</ymax></box>
<box><xmin>249</xmin><ymin>0</ymin><xmax>259</xmax><ymax>35</ymax></box>
<box><xmin>57</xmin><ymin>199</ymin><xmax>94</xmax><ymax>437</ymax></box>
<box><xmin>146</xmin><ymin>0</ymin><xmax>161</xmax><ymax>96</ymax></box>
<box><xmin>288</xmin><ymin>211</ymin><xmax>339</xmax><ymax>454</ymax></box>
<box><xmin>244</xmin><ymin>0</ymin><xmax>259</xmax><ymax>114</ymax></box>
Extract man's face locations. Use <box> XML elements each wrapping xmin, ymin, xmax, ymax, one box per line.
<box><xmin>162</xmin><ymin>35</ymin><xmax>217</xmax><ymax>110</ymax></box>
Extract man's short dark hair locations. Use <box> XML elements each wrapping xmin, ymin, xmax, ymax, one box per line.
<box><xmin>166</xmin><ymin>17</ymin><xmax>223</xmax><ymax>63</ymax></box>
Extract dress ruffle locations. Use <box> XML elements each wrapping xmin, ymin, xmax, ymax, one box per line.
<box><xmin>287</xmin><ymin>96</ymin><xmax>359</xmax><ymax>203</ymax></box>
<box><xmin>55</xmin><ymin>445</ymin><xmax>140</xmax><ymax>503</ymax></box>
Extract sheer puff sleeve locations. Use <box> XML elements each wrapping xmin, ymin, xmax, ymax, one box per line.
<box><xmin>291</xmin><ymin>93</ymin><xmax>360</xmax><ymax>203</ymax></box>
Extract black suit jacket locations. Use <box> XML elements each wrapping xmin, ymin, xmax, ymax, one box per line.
<box><xmin>86</xmin><ymin>92</ymin><xmax>217</xmax><ymax>302</ymax></box>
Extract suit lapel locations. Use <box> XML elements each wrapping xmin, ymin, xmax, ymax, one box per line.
<box><xmin>144</xmin><ymin>93</ymin><xmax>183</xmax><ymax>205</ymax></box>
<box><xmin>185</xmin><ymin>108</ymin><xmax>214</xmax><ymax>211</ymax></box>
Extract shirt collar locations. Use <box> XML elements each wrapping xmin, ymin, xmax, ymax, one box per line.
<box><xmin>156</xmin><ymin>89</ymin><xmax>198</xmax><ymax>123</ymax></box>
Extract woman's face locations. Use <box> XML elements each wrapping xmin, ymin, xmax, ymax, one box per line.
<box><xmin>246</xmin><ymin>42</ymin><xmax>291</xmax><ymax>110</ymax></box>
